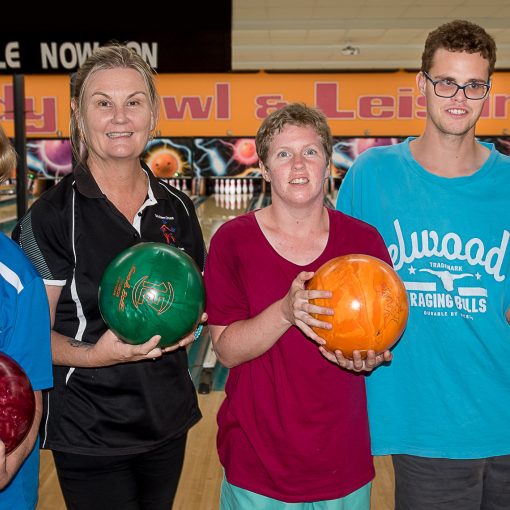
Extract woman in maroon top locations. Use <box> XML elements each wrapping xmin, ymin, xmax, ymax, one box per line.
<box><xmin>204</xmin><ymin>103</ymin><xmax>392</xmax><ymax>509</ymax></box>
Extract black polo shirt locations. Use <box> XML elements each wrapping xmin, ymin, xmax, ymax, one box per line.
<box><xmin>12</xmin><ymin>162</ymin><xmax>204</xmax><ymax>455</ymax></box>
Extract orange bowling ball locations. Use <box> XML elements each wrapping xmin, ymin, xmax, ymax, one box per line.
<box><xmin>308</xmin><ymin>254</ymin><xmax>409</xmax><ymax>359</ymax></box>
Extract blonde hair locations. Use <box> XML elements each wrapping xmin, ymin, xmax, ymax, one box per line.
<box><xmin>0</xmin><ymin>125</ymin><xmax>17</xmax><ymax>183</ymax></box>
<box><xmin>71</xmin><ymin>43</ymin><xmax>160</xmax><ymax>164</ymax></box>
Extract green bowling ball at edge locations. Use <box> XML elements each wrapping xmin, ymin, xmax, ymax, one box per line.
<box><xmin>98</xmin><ymin>242</ymin><xmax>205</xmax><ymax>348</ymax></box>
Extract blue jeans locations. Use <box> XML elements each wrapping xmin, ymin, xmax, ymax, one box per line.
<box><xmin>392</xmin><ymin>454</ymin><xmax>510</xmax><ymax>510</ymax></box>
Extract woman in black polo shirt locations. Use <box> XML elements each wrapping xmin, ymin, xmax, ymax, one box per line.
<box><xmin>13</xmin><ymin>44</ymin><xmax>206</xmax><ymax>510</ymax></box>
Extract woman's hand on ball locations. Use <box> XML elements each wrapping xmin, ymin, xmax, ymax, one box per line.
<box><xmin>318</xmin><ymin>347</ymin><xmax>392</xmax><ymax>372</ymax></box>
<box><xmin>88</xmin><ymin>330</ymin><xmax>163</xmax><ymax>365</ymax></box>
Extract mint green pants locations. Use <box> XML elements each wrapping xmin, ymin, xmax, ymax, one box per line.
<box><xmin>220</xmin><ymin>476</ymin><xmax>371</xmax><ymax>510</ymax></box>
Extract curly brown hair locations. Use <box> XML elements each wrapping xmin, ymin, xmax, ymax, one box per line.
<box><xmin>421</xmin><ymin>20</ymin><xmax>496</xmax><ymax>76</ymax></box>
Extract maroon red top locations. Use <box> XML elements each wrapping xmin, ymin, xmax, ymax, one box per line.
<box><xmin>204</xmin><ymin>208</ymin><xmax>391</xmax><ymax>502</ymax></box>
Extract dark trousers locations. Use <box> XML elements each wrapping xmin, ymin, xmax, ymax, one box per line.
<box><xmin>52</xmin><ymin>434</ymin><xmax>187</xmax><ymax>510</ymax></box>
<box><xmin>392</xmin><ymin>453</ymin><xmax>510</xmax><ymax>510</ymax></box>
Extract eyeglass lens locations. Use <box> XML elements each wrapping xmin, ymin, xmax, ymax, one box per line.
<box><xmin>434</xmin><ymin>80</ymin><xmax>488</xmax><ymax>99</ymax></box>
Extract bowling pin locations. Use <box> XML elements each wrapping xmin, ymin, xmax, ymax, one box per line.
<box><xmin>236</xmin><ymin>179</ymin><xmax>242</xmax><ymax>194</ymax></box>
<box><xmin>214</xmin><ymin>179</ymin><xmax>219</xmax><ymax>194</ymax></box>
<box><xmin>248</xmin><ymin>179</ymin><xmax>254</xmax><ymax>195</ymax></box>
<box><xmin>242</xmin><ymin>179</ymin><xmax>248</xmax><ymax>194</ymax></box>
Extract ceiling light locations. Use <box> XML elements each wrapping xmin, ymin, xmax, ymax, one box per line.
<box><xmin>341</xmin><ymin>45</ymin><xmax>360</xmax><ymax>56</ymax></box>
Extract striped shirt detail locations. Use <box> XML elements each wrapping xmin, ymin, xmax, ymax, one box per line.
<box><xmin>17</xmin><ymin>212</ymin><xmax>54</xmax><ymax>280</ymax></box>
<box><xmin>0</xmin><ymin>261</ymin><xmax>24</xmax><ymax>293</ymax></box>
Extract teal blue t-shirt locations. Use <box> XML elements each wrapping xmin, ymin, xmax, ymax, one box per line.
<box><xmin>337</xmin><ymin>138</ymin><xmax>510</xmax><ymax>459</ymax></box>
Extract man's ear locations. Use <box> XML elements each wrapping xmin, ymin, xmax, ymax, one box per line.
<box><xmin>417</xmin><ymin>71</ymin><xmax>426</xmax><ymax>96</ymax></box>
<box><xmin>259</xmin><ymin>160</ymin><xmax>270</xmax><ymax>182</ymax></box>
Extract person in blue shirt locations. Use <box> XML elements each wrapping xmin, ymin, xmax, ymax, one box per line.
<box><xmin>337</xmin><ymin>20</ymin><xmax>510</xmax><ymax>510</ymax></box>
<box><xmin>0</xmin><ymin>125</ymin><xmax>53</xmax><ymax>509</ymax></box>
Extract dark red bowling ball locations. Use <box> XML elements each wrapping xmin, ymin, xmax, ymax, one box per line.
<box><xmin>0</xmin><ymin>352</ymin><xmax>35</xmax><ymax>454</ymax></box>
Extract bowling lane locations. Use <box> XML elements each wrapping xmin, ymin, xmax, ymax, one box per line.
<box><xmin>0</xmin><ymin>191</ymin><xmax>21</xmax><ymax>235</ymax></box>
<box><xmin>189</xmin><ymin>192</ymin><xmax>269</xmax><ymax>393</ymax></box>
<box><xmin>195</xmin><ymin>192</ymin><xmax>267</xmax><ymax>248</ymax></box>
<box><xmin>0</xmin><ymin>180</ymin><xmax>40</xmax><ymax>235</ymax></box>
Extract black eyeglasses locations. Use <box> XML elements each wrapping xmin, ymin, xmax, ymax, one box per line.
<box><xmin>422</xmin><ymin>71</ymin><xmax>491</xmax><ymax>100</ymax></box>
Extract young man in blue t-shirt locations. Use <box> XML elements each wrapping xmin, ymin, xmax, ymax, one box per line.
<box><xmin>337</xmin><ymin>20</ymin><xmax>510</xmax><ymax>510</ymax></box>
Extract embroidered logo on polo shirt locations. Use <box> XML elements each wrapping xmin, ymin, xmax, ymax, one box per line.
<box><xmin>160</xmin><ymin>223</ymin><xmax>177</xmax><ymax>245</ymax></box>
<box><xmin>156</xmin><ymin>214</ymin><xmax>177</xmax><ymax>245</ymax></box>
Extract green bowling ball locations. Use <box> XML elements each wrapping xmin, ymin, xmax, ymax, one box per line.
<box><xmin>98</xmin><ymin>242</ymin><xmax>205</xmax><ymax>347</ymax></box>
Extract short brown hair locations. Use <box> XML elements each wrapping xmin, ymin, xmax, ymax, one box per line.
<box><xmin>0</xmin><ymin>125</ymin><xmax>17</xmax><ymax>183</ymax></box>
<box><xmin>255</xmin><ymin>103</ymin><xmax>333</xmax><ymax>167</ymax></box>
<box><xmin>421</xmin><ymin>20</ymin><xmax>496</xmax><ymax>76</ymax></box>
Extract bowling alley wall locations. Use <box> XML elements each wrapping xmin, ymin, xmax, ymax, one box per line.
<box><xmin>1</xmin><ymin>71</ymin><xmax>510</xmax><ymax>187</ymax></box>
